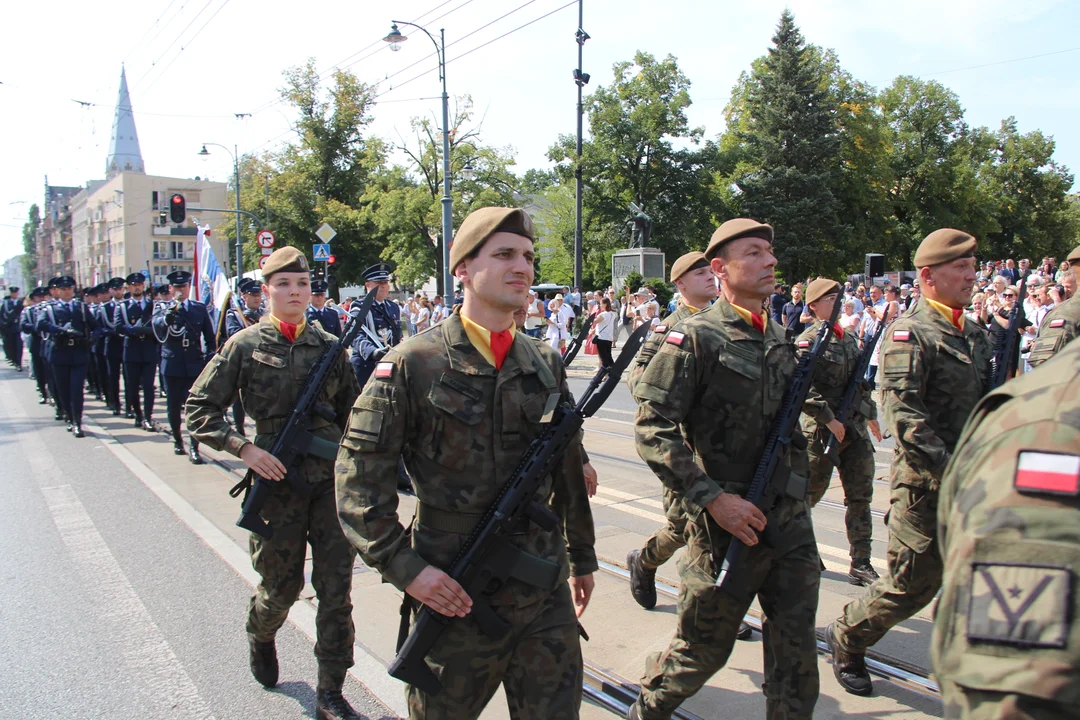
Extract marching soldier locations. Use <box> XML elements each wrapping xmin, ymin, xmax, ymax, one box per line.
<box><xmin>41</xmin><ymin>278</ymin><xmax>63</xmax><ymax>420</ymax></box>
<box><xmin>827</xmin><ymin>229</ymin><xmax>993</xmax><ymax>696</ymax></box>
<box><xmin>37</xmin><ymin>276</ymin><xmax>97</xmax><ymax>437</ymax></box>
<box><xmin>307</xmin><ymin>280</ymin><xmax>342</xmax><ymax>337</ymax></box>
<box><xmin>1027</xmin><ymin>243</ymin><xmax>1080</xmax><ymax>367</ymax></box>
<box><xmin>152</xmin><ymin>270</ymin><xmax>215</xmax><ymax>464</ymax></box>
<box><xmin>20</xmin><ymin>287</ymin><xmax>50</xmax><ymax>403</ymax></box>
<box><xmin>186</xmin><ymin>246</ymin><xmax>362</xmax><ymax>720</ymax></box>
<box><xmin>796</xmin><ymin>278</ymin><xmax>883</xmax><ymax>586</ymax></box>
<box><xmin>336</xmin><ymin>207</ymin><xmax>596</xmax><ymax>719</ymax></box>
<box><xmin>115</xmin><ymin>273</ymin><xmax>159</xmax><ymax>432</ymax></box>
<box><xmin>154</xmin><ymin>284</ymin><xmax>170</xmax><ymax>398</ymax></box>
<box><xmin>89</xmin><ymin>284</ymin><xmax>110</xmax><ymax>403</ymax></box>
<box><xmin>628</xmin><ymin>219</ymin><xmax>818</xmax><ymax>720</ymax></box>
<box><xmin>932</xmin><ymin>334</ymin><xmax>1080</xmax><ymax>719</ymax></box>
<box><xmin>101</xmin><ymin>277</ymin><xmax>127</xmax><ymax>415</ymax></box>
<box><xmin>223</xmin><ymin>277</ymin><xmax>264</xmax><ymax>436</ymax></box>
<box><xmin>348</xmin><ymin>262</ymin><xmax>401</xmax><ymax>388</ymax></box>
<box><xmin>1</xmin><ymin>285</ymin><xmax>23</xmax><ymax>370</ymax></box>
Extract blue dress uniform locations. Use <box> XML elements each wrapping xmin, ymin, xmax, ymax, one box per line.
<box><xmin>154</xmin><ymin>284</ymin><xmax>170</xmax><ymax>398</ymax></box>
<box><xmin>306</xmin><ymin>281</ymin><xmax>342</xmax><ymax>337</ymax></box>
<box><xmin>41</xmin><ymin>278</ymin><xmax>63</xmax><ymax>419</ymax></box>
<box><xmin>88</xmin><ymin>285</ymin><xmax>109</xmax><ymax>401</ymax></box>
<box><xmin>36</xmin><ymin>276</ymin><xmax>97</xmax><ymax>437</ymax></box>
<box><xmin>101</xmin><ymin>277</ymin><xmax>127</xmax><ymax>415</ymax></box>
<box><xmin>224</xmin><ymin>277</ymin><xmax>264</xmax><ymax>435</ymax></box>
<box><xmin>20</xmin><ymin>287</ymin><xmax>50</xmax><ymax>403</ymax></box>
<box><xmin>349</xmin><ymin>263</ymin><xmax>402</xmax><ymax>388</ymax></box>
<box><xmin>115</xmin><ymin>273</ymin><xmax>159</xmax><ymax>432</ymax></box>
<box><xmin>152</xmin><ymin>271</ymin><xmax>215</xmax><ymax>463</ymax></box>
<box><xmin>1</xmin><ymin>288</ymin><xmax>24</xmax><ymax>370</ymax></box>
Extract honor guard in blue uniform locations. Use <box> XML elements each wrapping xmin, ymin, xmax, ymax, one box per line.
<box><xmin>37</xmin><ymin>276</ymin><xmax>97</xmax><ymax>437</ymax></box>
<box><xmin>41</xmin><ymin>278</ymin><xmax>64</xmax><ymax>419</ymax></box>
<box><xmin>101</xmin><ymin>277</ymin><xmax>127</xmax><ymax>415</ymax></box>
<box><xmin>1</xmin><ymin>285</ymin><xmax>24</xmax><ymax>370</ymax></box>
<box><xmin>223</xmin><ymin>277</ymin><xmax>264</xmax><ymax>435</ymax></box>
<box><xmin>348</xmin><ymin>262</ymin><xmax>401</xmax><ymax>388</ymax></box>
<box><xmin>154</xmin><ymin>284</ymin><xmax>170</xmax><ymax>398</ymax></box>
<box><xmin>87</xmin><ymin>284</ymin><xmax>108</xmax><ymax>401</ymax></box>
<box><xmin>306</xmin><ymin>280</ymin><xmax>341</xmax><ymax>337</ymax></box>
<box><xmin>115</xmin><ymin>272</ymin><xmax>159</xmax><ymax>432</ymax></box>
<box><xmin>20</xmin><ymin>287</ymin><xmax>50</xmax><ymax>403</ymax></box>
<box><xmin>153</xmin><ymin>270</ymin><xmax>215</xmax><ymax>464</ymax></box>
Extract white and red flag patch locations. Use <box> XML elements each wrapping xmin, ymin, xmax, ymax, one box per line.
<box><xmin>893</xmin><ymin>330</ymin><xmax>911</xmax><ymax>341</ymax></box>
<box><xmin>665</xmin><ymin>331</ymin><xmax>685</xmax><ymax>346</ymax></box>
<box><xmin>655</xmin><ymin>325</ymin><xmax>667</xmax><ymax>333</ymax></box>
<box><xmin>1049</xmin><ymin>318</ymin><xmax>1066</xmax><ymax>328</ymax></box>
<box><xmin>1014</xmin><ymin>451</ymin><xmax>1080</xmax><ymax>495</ymax></box>
<box><xmin>374</xmin><ymin>362</ymin><xmax>394</xmax><ymax>379</ymax></box>
<box><xmin>798</xmin><ymin>340</ymin><xmax>811</xmax><ymax>348</ymax></box>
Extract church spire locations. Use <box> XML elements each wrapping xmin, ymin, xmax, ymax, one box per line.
<box><xmin>106</xmin><ymin>66</ymin><xmax>145</xmax><ymax>177</ymax></box>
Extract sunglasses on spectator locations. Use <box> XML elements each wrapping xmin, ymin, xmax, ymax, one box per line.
<box><xmin>1003</xmin><ymin>293</ymin><xmax>1016</xmax><ymax>298</ymax></box>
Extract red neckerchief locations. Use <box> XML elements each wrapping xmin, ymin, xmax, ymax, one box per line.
<box><xmin>833</xmin><ymin>323</ymin><xmax>844</xmax><ymax>340</ymax></box>
<box><xmin>490</xmin><ymin>329</ymin><xmax>514</xmax><ymax>370</ymax></box>
<box><xmin>749</xmin><ymin>313</ymin><xmax>764</xmax><ymax>334</ymax></box>
<box><xmin>951</xmin><ymin>307</ymin><xmax>964</xmax><ymax>329</ymax></box>
<box><xmin>279</xmin><ymin>321</ymin><xmax>299</xmax><ymax>343</ymax></box>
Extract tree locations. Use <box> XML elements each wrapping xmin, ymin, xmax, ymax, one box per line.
<box><xmin>729</xmin><ymin>10</ymin><xmax>847</xmax><ymax>282</ymax></box>
<box><xmin>21</xmin><ymin>204</ymin><xmax>40</xmax><ymax>281</ymax></box>
<box><xmin>548</xmin><ymin>51</ymin><xmax>717</xmax><ymax>289</ymax></box>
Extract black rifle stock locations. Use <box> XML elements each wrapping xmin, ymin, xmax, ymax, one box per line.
<box><xmin>989</xmin><ymin>271</ymin><xmax>1029</xmax><ymax>390</ymax></box>
<box><xmin>231</xmin><ymin>291</ymin><xmax>376</xmax><ymax>539</ymax></box>
<box><xmin>821</xmin><ymin>304</ymin><xmax>892</xmax><ymax>464</ymax></box>
<box><xmin>715</xmin><ymin>298</ymin><xmax>842</xmax><ymax>592</ymax></box>
<box><xmin>388</xmin><ymin>322</ymin><xmax>653</xmax><ymax>695</ymax></box>
<box><xmin>561</xmin><ymin>314</ymin><xmax>593</xmax><ymax>365</ymax></box>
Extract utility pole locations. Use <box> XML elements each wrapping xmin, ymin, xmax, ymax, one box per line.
<box><xmin>573</xmin><ymin>2</ymin><xmax>590</xmax><ymax>290</ymax></box>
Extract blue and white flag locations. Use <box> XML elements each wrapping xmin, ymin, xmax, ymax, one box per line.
<box><xmin>195</xmin><ymin>223</ymin><xmax>232</xmax><ymax>323</ymax></box>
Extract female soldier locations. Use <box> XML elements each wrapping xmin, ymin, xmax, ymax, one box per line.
<box><xmin>185</xmin><ymin>246</ymin><xmax>363</xmax><ymax>720</ymax></box>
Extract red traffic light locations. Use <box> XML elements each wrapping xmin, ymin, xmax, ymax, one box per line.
<box><xmin>169</xmin><ymin>193</ymin><xmax>186</xmax><ymax>223</ymax></box>
<box><xmin>171</xmin><ymin>195</ymin><xmax>183</xmax><ymax>205</ymax></box>
<box><xmin>327</xmin><ymin>254</ymin><xmax>337</xmax><ymax>264</ymax></box>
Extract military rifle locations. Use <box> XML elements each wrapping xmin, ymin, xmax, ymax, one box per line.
<box><xmin>821</xmin><ymin>304</ymin><xmax>892</xmax><ymax>464</ymax></box>
<box><xmin>561</xmin><ymin>314</ymin><xmax>593</xmax><ymax>365</ymax></box>
<box><xmin>989</xmin><ymin>271</ymin><xmax>1029</xmax><ymax>390</ymax></box>
<box><xmin>388</xmin><ymin>321</ymin><xmax>653</xmax><ymax>695</ymax></box>
<box><xmin>230</xmin><ymin>290</ymin><xmax>376</xmax><ymax>539</ymax></box>
<box><xmin>714</xmin><ymin>297</ymin><xmax>841</xmax><ymax>591</ymax></box>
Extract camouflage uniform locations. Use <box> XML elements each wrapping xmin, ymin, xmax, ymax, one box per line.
<box><xmin>185</xmin><ymin>318</ymin><xmax>360</xmax><ymax>689</ymax></box>
<box><xmin>795</xmin><ymin>320</ymin><xmax>877</xmax><ymax>562</ymax></box>
<box><xmin>832</xmin><ymin>299</ymin><xmax>992</xmax><ymax>654</ymax></box>
<box><xmin>1027</xmin><ymin>295</ymin><xmax>1079</xmax><ymax>368</ymax></box>
<box><xmin>933</xmin><ymin>338</ymin><xmax>1080</xmax><ymax>719</ymax></box>
<box><xmin>335</xmin><ymin>312</ymin><xmax>596</xmax><ymax>719</ymax></box>
<box><xmin>627</xmin><ymin>304</ymin><xmax>697</xmax><ymax>570</ymax></box>
<box><xmin>632</xmin><ymin>298</ymin><xmax>819</xmax><ymax>719</ymax></box>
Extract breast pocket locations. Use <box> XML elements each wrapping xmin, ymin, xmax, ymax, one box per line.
<box><xmin>425</xmin><ymin>380</ymin><xmax>486</xmax><ymax>471</ymax></box>
<box><xmin>936</xmin><ymin>342</ymin><xmax>976</xmax><ymax>389</ymax></box>
<box><xmin>701</xmin><ymin>343</ymin><xmax>761</xmax><ymax>411</ymax></box>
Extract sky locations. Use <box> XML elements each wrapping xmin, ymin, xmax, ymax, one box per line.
<box><xmin>3</xmin><ymin>0</ymin><xmax>1079</xmax><ymax>265</ymax></box>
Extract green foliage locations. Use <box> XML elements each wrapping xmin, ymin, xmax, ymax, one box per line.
<box><xmin>644</xmin><ymin>278</ymin><xmax>673</xmax><ymax>312</ymax></box>
<box><xmin>621</xmin><ymin>271</ymin><xmax>644</xmax><ymax>295</ymax></box>
<box><xmin>21</xmin><ymin>204</ymin><xmax>40</xmax><ymax>281</ymax></box>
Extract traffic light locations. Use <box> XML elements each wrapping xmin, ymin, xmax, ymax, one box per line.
<box><xmin>326</xmin><ymin>254</ymin><xmax>337</xmax><ymax>285</ymax></box>
<box><xmin>169</xmin><ymin>193</ymin><xmax>186</xmax><ymax>224</ymax></box>
<box><xmin>158</xmin><ymin>210</ymin><xmax>168</xmax><ymax>226</ymax></box>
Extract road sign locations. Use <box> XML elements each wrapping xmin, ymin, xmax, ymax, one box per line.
<box><xmin>315</xmin><ymin>223</ymin><xmax>337</xmax><ymax>243</ymax></box>
<box><xmin>261</xmin><ymin>247</ymin><xmax>273</xmax><ymax>256</ymax></box>
<box><xmin>256</xmin><ymin>230</ymin><xmax>276</xmax><ymax>249</ymax></box>
<box><xmin>258</xmin><ymin>255</ymin><xmax>271</xmax><ymax>269</ymax></box>
<box><xmin>313</xmin><ymin>244</ymin><xmax>332</xmax><ymax>262</ymax></box>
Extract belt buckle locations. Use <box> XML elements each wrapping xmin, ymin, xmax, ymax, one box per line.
<box><xmin>182</xmin><ymin>338</ymin><xmax>190</xmax><ymax>348</ymax></box>
<box><xmin>67</xmin><ymin>338</ymin><xmax>75</xmax><ymax>346</ymax></box>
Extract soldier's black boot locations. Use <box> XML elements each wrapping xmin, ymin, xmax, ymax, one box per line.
<box><xmin>736</xmin><ymin>621</ymin><xmax>753</xmax><ymax>640</ymax></box>
<box><xmin>848</xmin><ymin>558</ymin><xmax>880</xmax><ymax>587</ymax></box>
<box><xmin>141</xmin><ymin>417</ymin><xmax>156</xmax><ymax>433</ymax></box>
<box><xmin>73</xmin><ymin>419</ymin><xmax>85</xmax><ymax>438</ymax></box>
<box><xmin>173</xmin><ymin>430</ymin><xmax>185</xmax><ymax>456</ymax></box>
<box><xmin>247</xmin><ymin>634</ymin><xmax>278</xmax><ymax>688</ymax></box>
<box><xmin>55</xmin><ymin>407</ymin><xmax>64</xmax><ymax>421</ymax></box>
<box><xmin>188</xmin><ymin>438</ymin><xmax>204</xmax><ymax>465</ymax></box>
<box><xmin>826</xmin><ymin>622</ymin><xmax>873</xmax><ymax>696</ymax></box>
<box><xmin>134</xmin><ymin>413</ymin><xmax>143</xmax><ymax>429</ymax></box>
<box><xmin>65</xmin><ymin>415</ymin><xmax>73</xmax><ymax>432</ymax></box>
<box><xmin>627</xmin><ymin>549</ymin><xmax>657</xmax><ymax>610</ymax></box>
<box><xmin>316</xmin><ymin>689</ymin><xmax>360</xmax><ymax>720</ymax></box>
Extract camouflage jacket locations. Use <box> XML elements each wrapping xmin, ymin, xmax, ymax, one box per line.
<box><xmin>877</xmin><ymin>299</ymin><xmax>992</xmax><ymax>490</ymax></box>
<box><xmin>1027</xmin><ymin>295</ymin><xmax>1079</xmax><ymax>368</ymax></box>
<box><xmin>632</xmin><ymin>297</ymin><xmax>803</xmax><ymax>521</ymax></box>
<box><xmin>185</xmin><ymin>317</ymin><xmax>359</xmax><ymax>460</ymax></box>
<box><xmin>626</xmin><ymin>304</ymin><xmax>697</xmax><ymax>396</ymax></box>
<box><xmin>334</xmin><ymin>312</ymin><xmax>596</xmax><ymax>602</ymax></box>
<box><xmin>932</xmin><ymin>337</ymin><xmax>1080</xmax><ymax>702</ymax></box>
<box><xmin>795</xmin><ymin>320</ymin><xmax>876</xmax><ymax>440</ymax></box>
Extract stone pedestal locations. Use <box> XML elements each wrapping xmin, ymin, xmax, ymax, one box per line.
<box><xmin>612</xmin><ymin>248</ymin><xmax>666</xmax><ymax>293</ymax></box>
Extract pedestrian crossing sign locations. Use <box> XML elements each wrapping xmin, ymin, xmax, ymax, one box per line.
<box><xmin>313</xmin><ymin>244</ymin><xmax>331</xmax><ymax>262</ymax></box>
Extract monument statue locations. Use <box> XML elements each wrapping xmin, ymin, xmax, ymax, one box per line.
<box><xmin>627</xmin><ymin>201</ymin><xmax>652</xmax><ymax>248</ymax></box>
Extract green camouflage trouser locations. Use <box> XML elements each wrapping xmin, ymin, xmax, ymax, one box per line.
<box><xmin>835</xmin><ymin>484</ymin><xmax>941</xmax><ymax>653</ymax></box>
<box><xmin>640</xmin><ymin>487</ymin><xmax>688</xmax><ymax>570</ymax></box>
<box><xmin>939</xmin><ymin>678</ymin><xmax>1076</xmax><ymax>720</ymax></box>
<box><xmin>406</xmin><ymin>582</ymin><xmax>582</xmax><ymax>719</ymax></box>
<box><xmin>638</xmin><ymin>506</ymin><xmax>821</xmax><ymax>720</ymax></box>
<box><xmin>247</xmin><ymin>455</ymin><xmax>357</xmax><ymax>690</ymax></box>
<box><xmin>805</xmin><ymin>431</ymin><xmax>876</xmax><ymax>560</ymax></box>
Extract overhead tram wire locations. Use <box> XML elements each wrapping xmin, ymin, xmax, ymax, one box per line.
<box><xmin>121</xmin><ymin>0</ymin><xmax>183</xmax><ymax>67</ymax></box>
<box><xmin>129</xmin><ymin>0</ymin><xmax>221</xmax><ymax>94</ymax></box>
<box><xmin>136</xmin><ymin>0</ymin><xmax>234</xmax><ymax>95</ymax></box>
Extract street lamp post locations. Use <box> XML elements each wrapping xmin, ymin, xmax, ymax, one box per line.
<box><xmin>384</xmin><ymin>21</ymin><xmax>454</xmax><ymax>298</ymax></box>
<box><xmin>573</xmin><ymin>1</ymin><xmax>590</xmax><ymax>290</ymax></box>
<box><xmin>198</xmin><ymin>143</ymin><xmax>242</xmax><ymax>292</ymax></box>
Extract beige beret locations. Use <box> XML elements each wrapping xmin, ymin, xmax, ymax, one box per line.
<box><xmin>261</xmin><ymin>246</ymin><xmax>309</xmax><ymax>278</ymax></box>
<box><xmin>705</xmin><ymin>218</ymin><xmax>774</xmax><ymax>259</ymax></box>
<box><xmin>449</xmin><ymin>207</ymin><xmax>534</xmax><ymax>272</ymax></box>
<box><xmin>913</xmin><ymin>228</ymin><xmax>977</xmax><ymax>268</ymax></box>
<box><xmin>670</xmin><ymin>251</ymin><xmax>709</xmax><ymax>283</ymax></box>
<box><xmin>805</xmin><ymin>277</ymin><xmax>841</xmax><ymax>305</ymax></box>
<box><xmin>1067</xmin><ymin>244</ymin><xmax>1080</xmax><ymax>263</ymax></box>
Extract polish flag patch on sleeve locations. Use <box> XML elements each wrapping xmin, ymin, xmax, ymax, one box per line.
<box><xmin>1015</xmin><ymin>451</ymin><xmax>1080</xmax><ymax>495</ymax></box>
<box><xmin>798</xmin><ymin>340</ymin><xmax>811</xmax><ymax>348</ymax></box>
<box><xmin>665</xmin><ymin>331</ymin><xmax>685</xmax><ymax>346</ymax></box>
<box><xmin>655</xmin><ymin>325</ymin><xmax>667</xmax><ymax>333</ymax></box>
<box><xmin>893</xmin><ymin>330</ymin><xmax>911</xmax><ymax>341</ymax></box>
<box><xmin>1049</xmin><ymin>318</ymin><xmax>1066</xmax><ymax>328</ymax></box>
<box><xmin>374</xmin><ymin>362</ymin><xmax>395</xmax><ymax>379</ymax></box>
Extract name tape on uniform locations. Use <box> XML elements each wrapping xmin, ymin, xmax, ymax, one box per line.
<box><xmin>1014</xmin><ymin>451</ymin><xmax>1080</xmax><ymax>495</ymax></box>
<box><xmin>665</xmin><ymin>331</ymin><xmax>685</xmax><ymax>346</ymax></box>
<box><xmin>374</xmin><ymin>362</ymin><xmax>395</xmax><ymax>379</ymax></box>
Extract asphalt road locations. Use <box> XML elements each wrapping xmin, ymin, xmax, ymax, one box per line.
<box><xmin>0</xmin><ymin>373</ymin><xmax>394</xmax><ymax>720</ymax></box>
